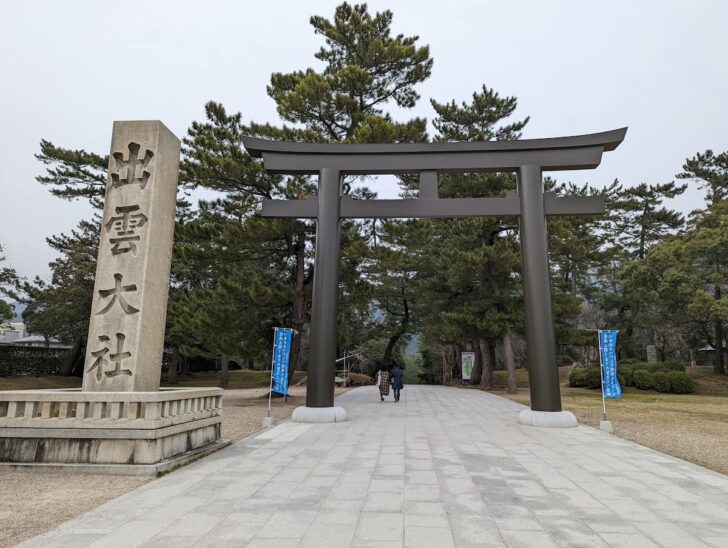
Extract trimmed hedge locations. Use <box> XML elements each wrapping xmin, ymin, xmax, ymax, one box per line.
<box><xmin>569</xmin><ymin>369</ymin><xmax>588</xmax><ymax>388</ymax></box>
<box><xmin>571</xmin><ymin>364</ymin><xmax>695</xmax><ymax>394</ymax></box>
<box><xmin>659</xmin><ymin>361</ymin><xmax>686</xmax><ymax>372</ymax></box>
<box><xmin>618</xmin><ymin>365</ymin><xmax>634</xmax><ymax>386</ymax></box>
<box><xmin>569</xmin><ymin>367</ymin><xmax>601</xmax><ymax>389</ymax></box>
<box><xmin>626</xmin><ymin>361</ymin><xmax>685</xmax><ymax>373</ymax></box>
<box><xmin>633</xmin><ymin>369</ymin><xmax>654</xmax><ymax>390</ymax></box>
<box><xmin>0</xmin><ymin>345</ymin><xmax>70</xmax><ymax>377</ymax></box>
<box><xmin>583</xmin><ymin>367</ymin><xmax>602</xmax><ymax>389</ymax></box>
<box><xmin>617</xmin><ymin>373</ymin><xmax>626</xmax><ymax>388</ymax></box>
<box><xmin>668</xmin><ymin>371</ymin><xmax>695</xmax><ymax>394</ymax></box>
<box><xmin>652</xmin><ymin>371</ymin><xmax>670</xmax><ymax>393</ymax></box>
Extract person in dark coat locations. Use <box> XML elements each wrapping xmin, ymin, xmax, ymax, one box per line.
<box><xmin>390</xmin><ymin>361</ymin><xmax>404</xmax><ymax>402</ymax></box>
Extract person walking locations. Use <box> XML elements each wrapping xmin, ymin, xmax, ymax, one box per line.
<box><xmin>390</xmin><ymin>361</ymin><xmax>404</xmax><ymax>402</ymax></box>
<box><xmin>375</xmin><ymin>365</ymin><xmax>391</xmax><ymax>402</ymax></box>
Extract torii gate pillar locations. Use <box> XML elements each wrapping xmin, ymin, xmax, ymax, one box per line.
<box><xmin>517</xmin><ymin>165</ymin><xmax>563</xmax><ymax>414</ymax></box>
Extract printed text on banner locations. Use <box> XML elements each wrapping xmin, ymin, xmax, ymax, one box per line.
<box><xmin>599</xmin><ymin>330</ymin><xmax>622</xmax><ymax>399</ymax></box>
<box><xmin>272</xmin><ymin>329</ymin><xmax>293</xmax><ymax>396</ymax></box>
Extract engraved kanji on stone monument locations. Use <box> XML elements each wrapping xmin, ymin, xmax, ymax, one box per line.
<box><xmin>111</xmin><ymin>142</ymin><xmax>154</xmax><ymax>189</ymax></box>
<box><xmin>82</xmin><ymin>121</ymin><xmax>180</xmax><ymax>392</ymax></box>
<box><xmin>106</xmin><ymin>205</ymin><xmax>148</xmax><ymax>256</ymax></box>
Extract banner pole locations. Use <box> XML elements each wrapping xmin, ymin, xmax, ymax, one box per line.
<box><xmin>597</xmin><ymin>330</ymin><xmax>607</xmax><ymax>421</ymax></box>
<box><xmin>267</xmin><ymin>327</ymin><xmax>277</xmax><ymax>421</ymax></box>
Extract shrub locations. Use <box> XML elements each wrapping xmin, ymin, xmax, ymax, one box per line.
<box><xmin>569</xmin><ymin>369</ymin><xmax>588</xmax><ymax>387</ymax></box>
<box><xmin>647</xmin><ymin>361</ymin><xmax>685</xmax><ymax>373</ymax></box>
<box><xmin>0</xmin><ymin>345</ymin><xmax>69</xmax><ymax>377</ymax></box>
<box><xmin>570</xmin><ymin>367</ymin><xmax>604</xmax><ymax>389</ymax></box>
<box><xmin>668</xmin><ymin>371</ymin><xmax>695</xmax><ymax>394</ymax></box>
<box><xmin>632</xmin><ymin>362</ymin><xmax>651</xmax><ymax>371</ymax></box>
<box><xmin>633</xmin><ymin>369</ymin><xmax>654</xmax><ymax>390</ymax></box>
<box><xmin>661</xmin><ymin>361</ymin><xmax>686</xmax><ymax>372</ymax></box>
<box><xmin>617</xmin><ymin>373</ymin><xmax>626</xmax><ymax>388</ymax></box>
<box><xmin>653</xmin><ymin>371</ymin><xmax>670</xmax><ymax>393</ymax></box>
<box><xmin>618</xmin><ymin>365</ymin><xmax>634</xmax><ymax>386</ymax></box>
<box><xmin>620</xmin><ymin>358</ymin><xmax>639</xmax><ymax>365</ymax></box>
<box><xmin>584</xmin><ymin>367</ymin><xmax>602</xmax><ymax>389</ymax></box>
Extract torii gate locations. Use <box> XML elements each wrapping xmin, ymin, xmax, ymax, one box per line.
<box><xmin>243</xmin><ymin>128</ymin><xmax>626</xmax><ymax>427</ymax></box>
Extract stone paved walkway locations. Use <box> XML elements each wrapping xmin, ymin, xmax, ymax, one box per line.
<box><xmin>20</xmin><ymin>386</ymin><xmax>728</xmax><ymax>548</ymax></box>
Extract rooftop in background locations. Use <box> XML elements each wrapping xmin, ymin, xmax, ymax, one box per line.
<box><xmin>0</xmin><ymin>333</ymin><xmax>71</xmax><ymax>349</ymax></box>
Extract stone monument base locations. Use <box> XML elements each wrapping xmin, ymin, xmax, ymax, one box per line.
<box><xmin>0</xmin><ymin>387</ymin><xmax>229</xmax><ymax>475</ymax></box>
<box><xmin>292</xmin><ymin>406</ymin><xmax>347</xmax><ymax>423</ymax></box>
<box><xmin>517</xmin><ymin>409</ymin><xmax>578</xmax><ymax>428</ymax></box>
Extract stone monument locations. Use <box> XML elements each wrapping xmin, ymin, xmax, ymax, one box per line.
<box><xmin>0</xmin><ymin>121</ymin><xmax>229</xmax><ymax>474</ymax></box>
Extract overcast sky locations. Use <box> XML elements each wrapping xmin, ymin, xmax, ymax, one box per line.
<box><xmin>2</xmin><ymin>0</ymin><xmax>727</xmax><ymax>280</ymax></box>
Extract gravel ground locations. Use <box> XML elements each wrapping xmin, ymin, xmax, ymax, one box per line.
<box><xmin>0</xmin><ymin>386</ymin><xmax>348</xmax><ymax>547</ymax></box>
<box><xmin>0</xmin><ymin>473</ymin><xmax>149</xmax><ymax>548</ymax></box>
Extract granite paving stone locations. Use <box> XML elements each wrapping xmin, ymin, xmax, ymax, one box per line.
<box><xmin>17</xmin><ymin>385</ymin><xmax>728</xmax><ymax>547</ymax></box>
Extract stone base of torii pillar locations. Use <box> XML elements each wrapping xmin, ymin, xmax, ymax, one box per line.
<box><xmin>517</xmin><ymin>409</ymin><xmax>578</xmax><ymax>428</ymax></box>
<box><xmin>292</xmin><ymin>406</ymin><xmax>347</xmax><ymax>423</ymax></box>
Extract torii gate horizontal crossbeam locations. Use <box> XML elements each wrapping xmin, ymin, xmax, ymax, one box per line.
<box><xmin>260</xmin><ymin>192</ymin><xmax>605</xmax><ymax>219</ymax></box>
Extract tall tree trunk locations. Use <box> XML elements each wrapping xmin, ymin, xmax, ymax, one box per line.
<box><xmin>288</xmin><ymin>232</ymin><xmax>307</xmax><ymax>384</ymax></box>
<box><xmin>180</xmin><ymin>355</ymin><xmax>189</xmax><ymax>376</ymax></box>
<box><xmin>479</xmin><ymin>338</ymin><xmax>494</xmax><ymax>389</ymax></box>
<box><xmin>503</xmin><ymin>328</ymin><xmax>517</xmax><ymax>394</ymax></box>
<box><xmin>471</xmin><ymin>339</ymin><xmax>483</xmax><ymax>384</ymax></box>
<box><xmin>382</xmin><ymin>330</ymin><xmax>404</xmax><ymax>367</ymax></box>
<box><xmin>715</xmin><ymin>282</ymin><xmax>725</xmax><ymax>375</ymax></box>
<box><xmin>167</xmin><ymin>347</ymin><xmax>179</xmax><ymax>385</ymax></box>
<box><xmin>218</xmin><ymin>355</ymin><xmax>230</xmax><ymax>389</ymax></box>
<box><xmin>382</xmin><ymin>294</ymin><xmax>410</xmax><ymax>367</ymax></box>
<box><xmin>59</xmin><ymin>339</ymin><xmax>83</xmax><ymax>376</ymax></box>
<box><xmin>440</xmin><ymin>347</ymin><xmax>447</xmax><ymax>385</ymax></box>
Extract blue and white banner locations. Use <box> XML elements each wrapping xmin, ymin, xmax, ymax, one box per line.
<box><xmin>271</xmin><ymin>328</ymin><xmax>293</xmax><ymax>396</ymax></box>
<box><xmin>599</xmin><ymin>330</ymin><xmax>621</xmax><ymax>399</ymax></box>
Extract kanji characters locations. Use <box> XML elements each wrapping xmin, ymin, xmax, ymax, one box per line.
<box><xmin>105</xmin><ymin>204</ymin><xmax>147</xmax><ymax>256</ymax></box>
<box><xmin>86</xmin><ymin>333</ymin><xmax>132</xmax><ymax>380</ymax></box>
<box><xmin>96</xmin><ymin>273</ymin><xmax>139</xmax><ymax>315</ymax></box>
<box><xmin>110</xmin><ymin>142</ymin><xmax>154</xmax><ymax>189</ymax></box>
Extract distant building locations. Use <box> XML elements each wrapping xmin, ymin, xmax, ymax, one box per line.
<box><xmin>0</xmin><ymin>322</ymin><xmax>72</xmax><ymax>349</ymax></box>
<box><xmin>0</xmin><ymin>321</ymin><xmax>26</xmax><ymax>344</ymax></box>
<box><xmin>1</xmin><ymin>334</ymin><xmax>72</xmax><ymax>349</ymax></box>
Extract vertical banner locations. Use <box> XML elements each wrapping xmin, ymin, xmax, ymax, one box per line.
<box><xmin>272</xmin><ymin>328</ymin><xmax>293</xmax><ymax>395</ymax></box>
<box><xmin>599</xmin><ymin>330</ymin><xmax>621</xmax><ymax>399</ymax></box>
<box><xmin>461</xmin><ymin>352</ymin><xmax>475</xmax><ymax>382</ymax></box>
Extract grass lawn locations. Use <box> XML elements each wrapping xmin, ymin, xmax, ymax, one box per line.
<box><xmin>0</xmin><ymin>369</ymin><xmax>307</xmax><ymax>391</ymax></box>
<box><xmin>485</xmin><ymin>365</ymin><xmax>728</xmax><ymax>475</ymax></box>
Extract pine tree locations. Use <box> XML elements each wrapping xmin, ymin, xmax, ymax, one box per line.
<box><xmin>0</xmin><ymin>244</ymin><xmax>19</xmax><ymax>323</ymax></box>
<box><xmin>611</xmin><ymin>181</ymin><xmax>686</xmax><ymax>260</ymax></box>
<box><xmin>678</xmin><ymin>150</ymin><xmax>728</xmax><ymax>373</ymax></box>
<box><xmin>412</xmin><ymin>85</ymin><xmax>529</xmax><ymax>393</ymax></box>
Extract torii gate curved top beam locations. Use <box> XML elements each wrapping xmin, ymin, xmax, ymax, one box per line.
<box><xmin>242</xmin><ymin>127</ymin><xmax>626</xmax><ymax>174</ymax></box>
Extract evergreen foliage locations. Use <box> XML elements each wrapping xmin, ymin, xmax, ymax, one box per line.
<box><xmin>9</xmin><ymin>2</ymin><xmax>728</xmax><ymax>388</ymax></box>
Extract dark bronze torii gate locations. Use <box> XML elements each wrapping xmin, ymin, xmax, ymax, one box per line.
<box><xmin>243</xmin><ymin>127</ymin><xmax>626</xmax><ymax>425</ymax></box>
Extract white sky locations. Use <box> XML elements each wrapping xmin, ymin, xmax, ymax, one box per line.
<box><xmin>2</xmin><ymin>0</ymin><xmax>727</xmax><ymax>280</ymax></box>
